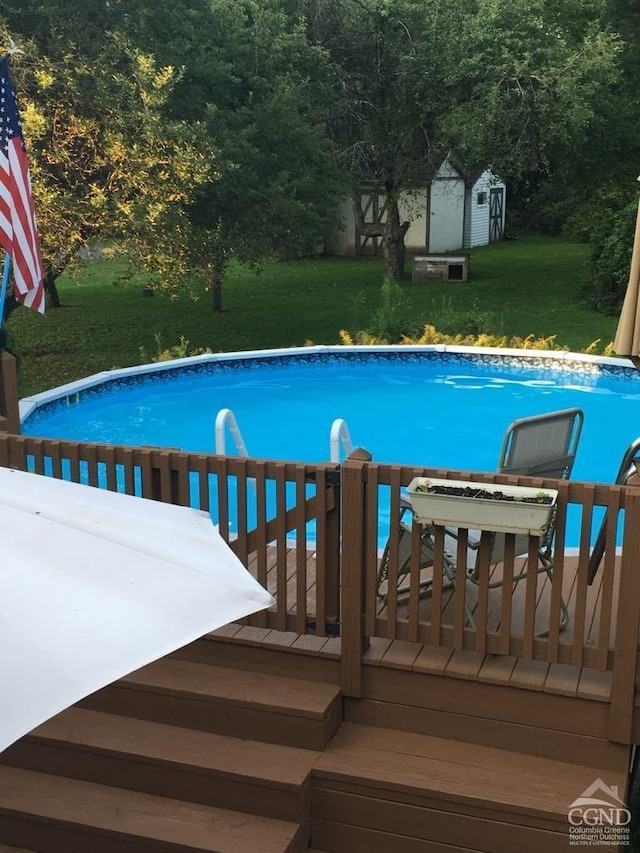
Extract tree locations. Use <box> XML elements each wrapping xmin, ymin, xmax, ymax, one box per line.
<box><xmin>573</xmin><ymin>0</ymin><xmax>640</xmax><ymax>311</ymax></box>
<box><xmin>160</xmin><ymin>0</ymin><xmax>345</xmax><ymax>311</ymax></box>
<box><xmin>446</xmin><ymin>0</ymin><xmax>629</xmax><ymax>238</ymax></box>
<box><xmin>582</xmin><ymin>196</ymin><xmax>637</xmax><ymax>314</ymax></box>
<box><xmin>0</xmin><ymin>11</ymin><xmax>219</xmax><ymax>317</ymax></box>
<box><xmin>296</xmin><ymin>0</ymin><xmax>620</xmax><ymax>278</ymax></box>
<box><xmin>1</xmin><ymin>0</ymin><xmax>345</xmax><ymax>314</ymax></box>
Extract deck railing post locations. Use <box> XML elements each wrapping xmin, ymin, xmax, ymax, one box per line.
<box><xmin>142</xmin><ymin>448</ymin><xmax>184</xmax><ymax>505</ymax></box>
<box><xmin>324</xmin><ymin>466</ymin><xmax>342</xmax><ymax>628</ymax></box>
<box><xmin>340</xmin><ymin>447</ymin><xmax>371</xmax><ymax>698</ymax></box>
<box><xmin>608</xmin><ymin>489</ymin><xmax>640</xmax><ymax>744</ymax></box>
<box><xmin>0</xmin><ymin>351</ymin><xmax>20</xmax><ymax>435</ymax></box>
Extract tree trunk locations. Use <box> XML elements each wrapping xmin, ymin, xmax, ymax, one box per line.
<box><xmin>212</xmin><ymin>279</ymin><xmax>223</xmax><ymax>313</ymax></box>
<box><xmin>44</xmin><ymin>266</ymin><xmax>61</xmax><ymax>308</ymax></box>
<box><xmin>210</xmin><ymin>260</ymin><xmax>226</xmax><ymax>313</ymax></box>
<box><xmin>2</xmin><ymin>263</ymin><xmax>61</xmax><ymax>320</ymax></box>
<box><xmin>351</xmin><ymin>194</ymin><xmax>409</xmax><ymax>280</ymax></box>
<box><xmin>382</xmin><ymin>199</ymin><xmax>410</xmax><ymax>279</ymax></box>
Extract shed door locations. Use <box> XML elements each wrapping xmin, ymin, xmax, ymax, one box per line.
<box><xmin>355</xmin><ymin>192</ymin><xmax>388</xmax><ymax>256</ymax></box>
<box><xmin>428</xmin><ymin>179</ymin><xmax>465</xmax><ymax>253</ymax></box>
<box><xmin>489</xmin><ymin>187</ymin><xmax>504</xmax><ymax>241</ymax></box>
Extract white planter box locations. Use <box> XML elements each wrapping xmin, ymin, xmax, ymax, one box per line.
<box><xmin>406</xmin><ymin>477</ymin><xmax>558</xmax><ymax>536</ymax></box>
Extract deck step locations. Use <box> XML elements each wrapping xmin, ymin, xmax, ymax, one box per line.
<box><xmin>311</xmin><ymin>723</ymin><xmax>628</xmax><ymax>853</ymax></box>
<box><xmin>0</xmin><ymin>765</ymin><xmax>307</xmax><ymax>853</ymax></box>
<box><xmin>79</xmin><ymin>658</ymin><xmax>343</xmax><ymax>750</ymax></box>
<box><xmin>345</xmin><ymin>696</ymin><xmax>629</xmax><ymax>770</ymax></box>
<box><xmin>172</xmin><ymin>630</ymin><xmax>342</xmax><ymax>685</ymax></box>
<box><xmin>1</xmin><ymin>707</ymin><xmax>316</xmax><ymax>822</ymax></box>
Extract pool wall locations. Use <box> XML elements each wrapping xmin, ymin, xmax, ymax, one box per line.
<box><xmin>19</xmin><ymin>344</ymin><xmax>640</xmax><ymax>426</ymax></box>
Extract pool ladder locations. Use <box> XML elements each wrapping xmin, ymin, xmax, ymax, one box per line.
<box><xmin>329</xmin><ymin>418</ymin><xmax>353</xmax><ymax>462</ymax></box>
<box><xmin>214</xmin><ymin>408</ymin><xmax>353</xmax><ymax>462</ymax></box>
<box><xmin>214</xmin><ymin>408</ymin><xmax>249</xmax><ymax>456</ymax></box>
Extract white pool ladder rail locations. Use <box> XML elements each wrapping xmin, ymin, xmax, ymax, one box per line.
<box><xmin>330</xmin><ymin>418</ymin><xmax>353</xmax><ymax>463</ymax></box>
<box><xmin>215</xmin><ymin>409</ymin><xmax>353</xmax><ymax>462</ymax></box>
<box><xmin>215</xmin><ymin>408</ymin><xmax>249</xmax><ymax>456</ymax></box>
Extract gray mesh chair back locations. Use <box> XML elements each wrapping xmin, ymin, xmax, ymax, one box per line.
<box><xmin>498</xmin><ymin>408</ymin><xmax>584</xmax><ymax>479</ymax></box>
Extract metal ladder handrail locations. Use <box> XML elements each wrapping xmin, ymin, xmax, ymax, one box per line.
<box><xmin>330</xmin><ymin>418</ymin><xmax>353</xmax><ymax>463</ymax></box>
<box><xmin>215</xmin><ymin>408</ymin><xmax>249</xmax><ymax>456</ymax></box>
<box><xmin>216</xmin><ymin>409</ymin><xmax>353</xmax><ymax>463</ymax></box>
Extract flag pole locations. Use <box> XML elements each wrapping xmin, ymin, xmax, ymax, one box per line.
<box><xmin>1</xmin><ymin>39</ymin><xmax>19</xmax><ymax>329</ymax></box>
<box><xmin>0</xmin><ymin>253</ymin><xmax>11</xmax><ymax>326</ymax></box>
<box><xmin>1</xmin><ymin>39</ymin><xmax>19</xmax><ymax>331</ymax></box>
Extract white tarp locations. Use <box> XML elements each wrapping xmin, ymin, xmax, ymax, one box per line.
<box><xmin>0</xmin><ymin>466</ymin><xmax>274</xmax><ymax>752</ymax></box>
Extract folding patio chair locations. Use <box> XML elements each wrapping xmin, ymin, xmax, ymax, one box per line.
<box><xmin>587</xmin><ymin>436</ymin><xmax>640</xmax><ymax>585</ymax></box>
<box><xmin>378</xmin><ymin>407</ymin><xmax>584</xmax><ymax>633</ymax></box>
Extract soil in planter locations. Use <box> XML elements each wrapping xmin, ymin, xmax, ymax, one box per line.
<box><xmin>417</xmin><ymin>485</ymin><xmax>553</xmax><ymax>505</ymax></box>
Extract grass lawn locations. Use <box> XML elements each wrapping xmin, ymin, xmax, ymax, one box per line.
<box><xmin>6</xmin><ymin>234</ymin><xmax>620</xmax><ymax>398</ymax></box>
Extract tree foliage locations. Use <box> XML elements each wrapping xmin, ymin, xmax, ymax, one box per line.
<box><xmin>118</xmin><ymin>0</ymin><xmax>346</xmax><ymax>308</ymax></box>
<box><xmin>0</xmin><ymin>8</ymin><xmax>219</xmax><ymax>312</ymax></box>
<box><xmin>185</xmin><ymin>0</ymin><xmax>345</xmax><ymax>308</ymax></box>
<box><xmin>577</xmin><ymin>0</ymin><xmax>640</xmax><ymax>313</ymax></box>
<box><xmin>1</xmin><ymin>0</ymin><xmax>344</xmax><ymax>313</ymax></box>
<box><xmin>582</xmin><ymin>196</ymin><xmax>638</xmax><ymax>315</ymax></box>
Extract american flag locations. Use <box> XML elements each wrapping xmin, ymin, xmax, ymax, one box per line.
<box><xmin>0</xmin><ymin>54</ymin><xmax>45</xmax><ymax>314</ymax></box>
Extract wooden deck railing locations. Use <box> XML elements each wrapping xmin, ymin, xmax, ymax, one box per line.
<box><xmin>2</xmin><ymin>432</ymin><xmax>640</xmax><ymax>743</ymax></box>
<box><xmin>340</xmin><ymin>454</ymin><xmax>640</xmax><ymax>744</ymax></box>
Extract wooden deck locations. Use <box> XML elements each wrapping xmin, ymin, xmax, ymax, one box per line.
<box><xmin>246</xmin><ymin>545</ymin><xmax>620</xmax><ymax>701</ymax></box>
<box><xmin>1</xmin><ymin>434</ymin><xmax>638</xmax><ymax>850</ymax></box>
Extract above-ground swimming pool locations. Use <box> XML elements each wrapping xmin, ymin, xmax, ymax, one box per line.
<box><xmin>20</xmin><ymin>345</ymin><xmax>640</xmax><ymax>547</ymax></box>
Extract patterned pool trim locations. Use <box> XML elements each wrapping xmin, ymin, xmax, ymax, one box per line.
<box><xmin>20</xmin><ymin>345</ymin><xmax>640</xmax><ymax>427</ymax></box>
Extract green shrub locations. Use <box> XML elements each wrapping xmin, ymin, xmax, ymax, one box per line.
<box><xmin>369</xmin><ymin>277</ymin><xmax>420</xmax><ymax>341</ymax></box>
<box><xmin>139</xmin><ymin>334</ymin><xmax>213</xmax><ymax>363</ymax></box>
<box><xmin>427</xmin><ymin>295</ymin><xmax>499</xmax><ymax>338</ymax></box>
<box><xmin>583</xmin><ymin>199</ymin><xmax>637</xmax><ymax>315</ymax></box>
<box><xmin>349</xmin><ymin>285</ymin><xmax>500</xmax><ymax>346</ymax></box>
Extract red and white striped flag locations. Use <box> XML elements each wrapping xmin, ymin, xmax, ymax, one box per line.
<box><xmin>0</xmin><ymin>54</ymin><xmax>45</xmax><ymax>313</ymax></box>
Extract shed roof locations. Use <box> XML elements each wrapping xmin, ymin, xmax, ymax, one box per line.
<box><xmin>356</xmin><ymin>153</ymin><xmax>503</xmax><ymax>194</ymax></box>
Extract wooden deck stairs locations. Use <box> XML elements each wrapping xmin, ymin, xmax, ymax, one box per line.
<box><xmin>0</xmin><ymin>627</ymin><xmax>632</xmax><ymax>852</ymax></box>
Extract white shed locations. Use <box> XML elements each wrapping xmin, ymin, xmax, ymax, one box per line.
<box><xmin>325</xmin><ymin>157</ymin><xmax>506</xmax><ymax>257</ymax></box>
<box><xmin>463</xmin><ymin>168</ymin><xmax>507</xmax><ymax>248</ymax></box>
